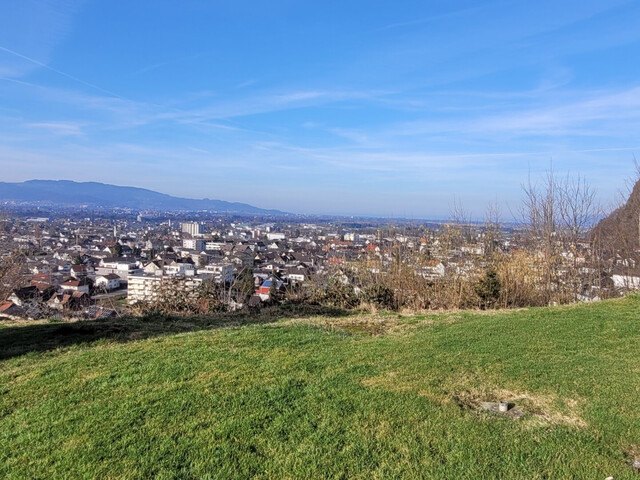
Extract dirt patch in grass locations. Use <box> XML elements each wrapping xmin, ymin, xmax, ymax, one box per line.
<box><xmin>279</xmin><ymin>313</ymin><xmax>462</xmax><ymax>336</ymax></box>
<box><xmin>624</xmin><ymin>445</ymin><xmax>640</xmax><ymax>472</ymax></box>
<box><xmin>397</xmin><ymin>307</ymin><xmax>530</xmax><ymax>317</ymax></box>
<box><xmin>78</xmin><ymin>370</ymin><xmax>102</xmax><ymax>383</ymax></box>
<box><xmin>362</xmin><ymin>372</ymin><xmax>587</xmax><ymax>429</ymax></box>
<box><xmin>278</xmin><ymin>315</ymin><xmax>416</xmax><ymax>336</ymax></box>
<box><xmin>450</xmin><ymin>387</ymin><xmax>587</xmax><ymax>428</ymax></box>
<box><xmin>362</xmin><ymin>371</ymin><xmax>416</xmax><ymax>392</ymax></box>
<box><xmin>360</xmin><ymin>371</ymin><xmax>449</xmax><ymax>405</ymax></box>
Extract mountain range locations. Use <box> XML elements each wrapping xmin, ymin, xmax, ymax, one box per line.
<box><xmin>0</xmin><ymin>180</ymin><xmax>287</xmax><ymax>215</ymax></box>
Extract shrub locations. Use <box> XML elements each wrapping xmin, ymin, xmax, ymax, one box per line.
<box><xmin>361</xmin><ymin>283</ymin><xmax>396</xmax><ymax>310</ymax></box>
<box><xmin>475</xmin><ymin>267</ymin><xmax>501</xmax><ymax>309</ymax></box>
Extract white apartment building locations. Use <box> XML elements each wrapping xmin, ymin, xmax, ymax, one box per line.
<box><xmin>182</xmin><ymin>239</ymin><xmax>206</xmax><ymax>251</ymax></box>
<box><xmin>266</xmin><ymin>232</ymin><xmax>286</xmax><ymax>241</ymax></box>
<box><xmin>205</xmin><ymin>241</ymin><xmax>226</xmax><ymax>250</ymax></box>
<box><xmin>95</xmin><ymin>258</ymin><xmax>141</xmax><ymax>281</ymax></box>
<box><xmin>127</xmin><ymin>275</ymin><xmax>163</xmax><ymax>304</ymax></box>
<box><xmin>200</xmin><ymin>263</ymin><xmax>234</xmax><ymax>283</ymax></box>
<box><xmin>164</xmin><ymin>263</ymin><xmax>196</xmax><ymax>277</ymax></box>
<box><xmin>612</xmin><ymin>274</ymin><xmax>640</xmax><ymax>290</ymax></box>
<box><xmin>127</xmin><ymin>274</ymin><xmax>204</xmax><ymax>304</ymax></box>
<box><xmin>181</xmin><ymin>222</ymin><xmax>201</xmax><ymax>236</ymax></box>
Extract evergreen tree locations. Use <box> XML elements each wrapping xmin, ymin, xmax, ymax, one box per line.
<box><xmin>475</xmin><ymin>267</ymin><xmax>501</xmax><ymax>309</ymax></box>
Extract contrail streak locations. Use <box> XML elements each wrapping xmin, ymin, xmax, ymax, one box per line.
<box><xmin>0</xmin><ymin>45</ymin><xmax>124</xmax><ymax>99</ymax></box>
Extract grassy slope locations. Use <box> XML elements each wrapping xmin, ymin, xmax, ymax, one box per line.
<box><xmin>1</xmin><ymin>297</ymin><xmax>639</xmax><ymax>479</ymax></box>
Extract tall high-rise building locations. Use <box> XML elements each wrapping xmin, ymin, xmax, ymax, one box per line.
<box><xmin>181</xmin><ymin>221</ymin><xmax>201</xmax><ymax>236</ymax></box>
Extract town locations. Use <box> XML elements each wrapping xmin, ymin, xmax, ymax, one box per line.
<box><xmin>2</xmin><ymin>195</ymin><xmax>638</xmax><ymax>321</ymax></box>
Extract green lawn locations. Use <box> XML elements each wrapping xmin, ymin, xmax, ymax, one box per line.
<box><xmin>1</xmin><ymin>297</ymin><xmax>639</xmax><ymax>479</ymax></box>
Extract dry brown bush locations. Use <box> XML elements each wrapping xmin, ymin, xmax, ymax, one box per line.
<box><xmin>494</xmin><ymin>251</ymin><xmax>546</xmax><ymax>307</ymax></box>
<box><xmin>129</xmin><ymin>278</ymin><xmax>225</xmax><ymax>316</ymax></box>
<box><xmin>0</xmin><ymin>252</ymin><xmax>24</xmax><ymax>302</ymax></box>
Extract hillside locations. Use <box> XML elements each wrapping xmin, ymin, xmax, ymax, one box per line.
<box><xmin>1</xmin><ymin>299</ymin><xmax>640</xmax><ymax>478</ymax></box>
<box><xmin>594</xmin><ymin>178</ymin><xmax>640</xmax><ymax>252</ymax></box>
<box><xmin>0</xmin><ymin>180</ymin><xmax>287</xmax><ymax>215</ymax></box>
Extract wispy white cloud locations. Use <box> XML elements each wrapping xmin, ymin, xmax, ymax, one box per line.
<box><xmin>0</xmin><ymin>0</ymin><xmax>85</xmax><ymax>77</ymax></box>
<box><xmin>187</xmin><ymin>146</ymin><xmax>210</xmax><ymax>154</ymax></box>
<box><xmin>162</xmin><ymin>88</ymin><xmax>391</xmax><ymax>122</ymax></box>
<box><xmin>236</xmin><ymin>79</ymin><xmax>257</xmax><ymax>89</ymax></box>
<box><xmin>336</xmin><ymin>85</ymin><xmax>640</xmax><ymax>145</ymax></box>
<box><xmin>377</xmin><ymin>4</ymin><xmax>491</xmax><ymax>32</ymax></box>
<box><xmin>24</xmin><ymin>121</ymin><xmax>84</xmax><ymax>136</ymax></box>
<box><xmin>0</xmin><ymin>45</ymin><xmax>126</xmax><ymax>99</ymax></box>
<box><xmin>130</xmin><ymin>52</ymin><xmax>210</xmax><ymax>77</ymax></box>
<box><xmin>471</xmin><ymin>87</ymin><xmax>640</xmax><ymax>136</ymax></box>
<box><xmin>130</xmin><ymin>61</ymin><xmax>170</xmax><ymax>76</ymax></box>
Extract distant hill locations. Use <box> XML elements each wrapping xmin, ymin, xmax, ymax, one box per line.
<box><xmin>593</xmin><ymin>178</ymin><xmax>640</xmax><ymax>252</ymax></box>
<box><xmin>0</xmin><ymin>180</ymin><xmax>287</xmax><ymax>215</ymax></box>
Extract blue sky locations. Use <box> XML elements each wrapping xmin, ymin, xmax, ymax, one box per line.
<box><xmin>1</xmin><ymin>0</ymin><xmax>640</xmax><ymax>218</ymax></box>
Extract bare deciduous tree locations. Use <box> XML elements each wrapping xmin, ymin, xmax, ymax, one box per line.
<box><xmin>558</xmin><ymin>173</ymin><xmax>599</xmax><ymax>248</ymax></box>
<box><xmin>521</xmin><ymin>168</ymin><xmax>558</xmax><ymax>304</ymax></box>
<box><xmin>0</xmin><ymin>252</ymin><xmax>24</xmax><ymax>303</ymax></box>
<box><xmin>483</xmin><ymin>199</ymin><xmax>502</xmax><ymax>258</ymax></box>
<box><xmin>521</xmin><ymin>166</ymin><xmax>601</xmax><ymax>304</ymax></box>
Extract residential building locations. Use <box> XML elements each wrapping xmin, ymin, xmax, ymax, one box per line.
<box><xmin>60</xmin><ymin>279</ymin><xmax>90</xmax><ymax>294</ymax></box>
<box><xmin>95</xmin><ymin>273</ymin><xmax>121</xmax><ymax>291</ymax></box>
<box><xmin>127</xmin><ymin>273</ymin><xmax>204</xmax><ymax>304</ymax></box>
<box><xmin>200</xmin><ymin>263</ymin><xmax>234</xmax><ymax>283</ymax></box>
<box><xmin>266</xmin><ymin>232</ymin><xmax>286</xmax><ymax>241</ymax></box>
<box><xmin>95</xmin><ymin>257</ymin><xmax>141</xmax><ymax>281</ymax></box>
<box><xmin>181</xmin><ymin>222</ymin><xmax>201</xmax><ymax>236</ymax></box>
<box><xmin>182</xmin><ymin>239</ymin><xmax>206</xmax><ymax>251</ymax></box>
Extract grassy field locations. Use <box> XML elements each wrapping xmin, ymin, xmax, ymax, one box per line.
<box><xmin>1</xmin><ymin>297</ymin><xmax>640</xmax><ymax>479</ymax></box>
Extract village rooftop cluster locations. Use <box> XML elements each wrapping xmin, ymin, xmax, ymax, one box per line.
<box><xmin>1</xmin><ymin>204</ymin><xmax>639</xmax><ymax>320</ymax></box>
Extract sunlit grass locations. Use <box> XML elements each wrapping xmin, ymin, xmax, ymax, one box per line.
<box><xmin>1</xmin><ymin>296</ymin><xmax>639</xmax><ymax>478</ymax></box>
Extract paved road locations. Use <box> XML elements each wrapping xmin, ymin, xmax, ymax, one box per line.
<box><xmin>92</xmin><ymin>290</ymin><xmax>128</xmax><ymax>301</ymax></box>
